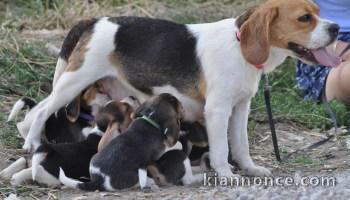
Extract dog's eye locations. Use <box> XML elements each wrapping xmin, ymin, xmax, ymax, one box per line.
<box><xmin>298</xmin><ymin>14</ymin><xmax>312</xmax><ymax>22</ymax></box>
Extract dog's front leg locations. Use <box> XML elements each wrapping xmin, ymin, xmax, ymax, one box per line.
<box><xmin>229</xmin><ymin>99</ymin><xmax>271</xmax><ymax>177</ymax></box>
<box><xmin>204</xmin><ymin>95</ymin><xmax>234</xmax><ymax>177</ymax></box>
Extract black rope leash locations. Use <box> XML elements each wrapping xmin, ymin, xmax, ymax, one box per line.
<box><xmin>263</xmin><ymin>75</ymin><xmax>339</xmax><ymax>161</ymax></box>
<box><xmin>263</xmin><ymin>74</ymin><xmax>281</xmax><ymax>161</ymax></box>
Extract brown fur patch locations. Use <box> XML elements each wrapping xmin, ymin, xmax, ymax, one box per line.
<box><xmin>184</xmin><ymin>72</ymin><xmax>206</xmax><ymax>102</ymax></box>
<box><xmin>98</xmin><ymin>122</ymin><xmax>118</xmax><ymax>152</ymax></box>
<box><xmin>239</xmin><ymin>0</ymin><xmax>320</xmax><ymax>65</ymax></box>
<box><xmin>147</xmin><ymin>164</ymin><xmax>167</xmax><ymax>186</ymax></box>
<box><xmin>65</xmin><ymin>32</ymin><xmax>92</xmax><ymax>72</ymax></box>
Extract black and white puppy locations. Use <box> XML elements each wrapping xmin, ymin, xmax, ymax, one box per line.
<box><xmin>59</xmin><ymin>93</ymin><xmax>184</xmax><ymax>191</ymax></box>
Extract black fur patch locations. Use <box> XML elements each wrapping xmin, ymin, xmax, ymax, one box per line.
<box><xmin>109</xmin><ymin>16</ymin><xmax>201</xmax><ymax>95</ymax></box>
<box><xmin>59</xmin><ymin>18</ymin><xmax>97</xmax><ymax>61</ymax></box>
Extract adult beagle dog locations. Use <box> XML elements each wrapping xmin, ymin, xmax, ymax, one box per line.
<box><xmin>21</xmin><ymin>0</ymin><xmax>340</xmax><ymax>178</ymax></box>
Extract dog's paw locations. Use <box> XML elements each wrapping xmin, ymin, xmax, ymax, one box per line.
<box><xmin>243</xmin><ymin>165</ymin><xmax>272</xmax><ymax>177</ymax></box>
<box><xmin>0</xmin><ymin>170</ymin><xmax>12</xmax><ymax>180</ymax></box>
<box><xmin>10</xmin><ymin>174</ymin><xmax>23</xmax><ymax>186</ymax></box>
<box><xmin>22</xmin><ymin>139</ymin><xmax>40</xmax><ymax>153</ymax></box>
<box><xmin>215</xmin><ymin>166</ymin><xmax>235</xmax><ymax>178</ymax></box>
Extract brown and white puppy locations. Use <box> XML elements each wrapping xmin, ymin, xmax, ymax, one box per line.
<box><xmin>59</xmin><ymin>93</ymin><xmax>184</xmax><ymax>191</ymax></box>
<box><xmin>96</xmin><ymin>96</ymin><xmax>140</xmax><ymax>151</ymax></box>
<box><xmin>0</xmin><ymin>96</ymin><xmax>136</xmax><ymax>187</ymax></box>
<box><xmin>22</xmin><ymin>0</ymin><xmax>340</xmax><ymax>178</ymax></box>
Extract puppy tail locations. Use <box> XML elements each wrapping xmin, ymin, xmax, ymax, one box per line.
<box><xmin>8</xmin><ymin>97</ymin><xmax>36</xmax><ymax>122</ymax></box>
<box><xmin>59</xmin><ymin>168</ymin><xmax>103</xmax><ymax>191</ymax></box>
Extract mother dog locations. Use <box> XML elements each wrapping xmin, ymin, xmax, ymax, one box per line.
<box><xmin>20</xmin><ymin>0</ymin><xmax>339</xmax><ymax>177</ymax></box>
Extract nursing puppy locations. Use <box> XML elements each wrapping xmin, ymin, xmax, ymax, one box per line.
<box><xmin>8</xmin><ymin>83</ymin><xmax>109</xmax><ymax>143</ymax></box>
<box><xmin>59</xmin><ymin>93</ymin><xmax>184</xmax><ymax>191</ymax></box>
<box><xmin>1</xmin><ymin>97</ymin><xmax>135</xmax><ymax>186</ymax></box>
<box><xmin>96</xmin><ymin>96</ymin><xmax>140</xmax><ymax>151</ymax></box>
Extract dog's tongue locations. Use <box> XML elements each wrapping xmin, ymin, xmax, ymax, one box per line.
<box><xmin>311</xmin><ymin>48</ymin><xmax>341</xmax><ymax>67</ymax></box>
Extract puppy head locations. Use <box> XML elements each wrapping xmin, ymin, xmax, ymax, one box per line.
<box><xmin>96</xmin><ymin>97</ymin><xmax>138</xmax><ymax>133</ymax></box>
<box><xmin>238</xmin><ymin>0</ymin><xmax>340</xmax><ymax>67</ymax></box>
<box><xmin>133</xmin><ymin>93</ymin><xmax>184</xmax><ymax>146</ymax></box>
<box><xmin>65</xmin><ymin>83</ymin><xmax>110</xmax><ymax>123</ymax></box>
<box><xmin>181</xmin><ymin>121</ymin><xmax>208</xmax><ymax>148</ymax></box>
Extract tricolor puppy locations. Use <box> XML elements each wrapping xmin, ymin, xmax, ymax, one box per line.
<box><xmin>59</xmin><ymin>93</ymin><xmax>184</xmax><ymax>191</ymax></box>
<box><xmin>147</xmin><ymin>149</ymin><xmax>202</xmax><ymax>187</ymax></box>
<box><xmin>9</xmin><ymin>83</ymin><xmax>109</xmax><ymax>143</ymax></box>
<box><xmin>0</xmin><ymin>97</ymin><xmax>136</xmax><ymax>186</ymax></box>
<box><xmin>96</xmin><ymin>96</ymin><xmax>140</xmax><ymax>151</ymax></box>
<box><xmin>22</xmin><ymin>0</ymin><xmax>340</xmax><ymax>177</ymax></box>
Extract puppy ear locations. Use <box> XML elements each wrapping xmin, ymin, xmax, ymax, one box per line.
<box><xmin>65</xmin><ymin>96</ymin><xmax>81</xmax><ymax>123</ymax></box>
<box><xmin>132</xmin><ymin>102</ymin><xmax>153</xmax><ymax>118</ymax></box>
<box><xmin>162</xmin><ymin>118</ymin><xmax>181</xmax><ymax>147</ymax></box>
<box><xmin>240</xmin><ymin>6</ymin><xmax>278</xmax><ymax>65</ymax></box>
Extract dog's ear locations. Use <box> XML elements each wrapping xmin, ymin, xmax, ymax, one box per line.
<box><xmin>66</xmin><ymin>96</ymin><xmax>81</xmax><ymax>123</ymax></box>
<box><xmin>240</xmin><ymin>6</ymin><xmax>278</xmax><ymax>65</ymax></box>
<box><xmin>132</xmin><ymin>102</ymin><xmax>153</xmax><ymax>119</ymax></box>
<box><xmin>162</xmin><ymin>117</ymin><xmax>181</xmax><ymax>147</ymax></box>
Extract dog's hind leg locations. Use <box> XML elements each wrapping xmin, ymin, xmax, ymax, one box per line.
<box><xmin>0</xmin><ymin>157</ymin><xmax>27</xmax><ymax>180</ymax></box>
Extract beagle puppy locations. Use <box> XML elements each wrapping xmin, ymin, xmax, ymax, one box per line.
<box><xmin>96</xmin><ymin>96</ymin><xmax>140</xmax><ymax>151</ymax></box>
<box><xmin>8</xmin><ymin>83</ymin><xmax>110</xmax><ymax>143</ymax></box>
<box><xmin>59</xmin><ymin>93</ymin><xmax>184</xmax><ymax>191</ymax></box>
<box><xmin>0</xmin><ymin>96</ymin><xmax>136</xmax><ymax>186</ymax></box>
<box><xmin>147</xmin><ymin>150</ymin><xmax>202</xmax><ymax>187</ymax></box>
<box><xmin>22</xmin><ymin>0</ymin><xmax>340</xmax><ymax>178</ymax></box>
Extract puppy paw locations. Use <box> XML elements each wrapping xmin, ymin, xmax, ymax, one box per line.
<box><xmin>0</xmin><ymin>170</ymin><xmax>12</xmax><ymax>180</ymax></box>
<box><xmin>22</xmin><ymin>139</ymin><xmax>40</xmax><ymax>153</ymax></box>
<box><xmin>10</xmin><ymin>174</ymin><xmax>23</xmax><ymax>186</ymax></box>
<box><xmin>243</xmin><ymin>165</ymin><xmax>272</xmax><ymax>177</ymax></box>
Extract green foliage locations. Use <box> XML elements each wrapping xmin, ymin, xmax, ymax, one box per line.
<box><xmin>251</xmin><ymin>59</ymin><xmax>349</xmax><ymax>129</ymax></box>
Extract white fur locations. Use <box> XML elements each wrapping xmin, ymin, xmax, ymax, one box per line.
<box><xmin>31</xmin><ymin>153</ymin><xmax>46</xmax><ymax>180</ymax></box>
<box><xmin>138</xmin><ymin>168</ymin><xmax>147</xmax><ymax>189</ymax></box>
<box><xmin>0</xmin><ymin>157</ymin><xmax>27</xmax><ymax>180</ymax></box>
<box><xmin>308</xmin><ymin>16</ymin><xmax>335</xmax><ymax>49</ymax></box>
<box><xmin>181</xmin><ymin>158</ymin><xmax>202</xmax><ymax>185</ymax></box>
<box><xmin>59</xmin><ymin>167</ymin><xmax>80</xmax><ymax>188</ymax></box>
<box><xmin>7</xmin><ymin>99</ymin><xmax>26</xmax><ymax>122</ymax></box>
<box><xmin>52</xmin><ymin>57</ymin><xmax>67</xmax><ymax>88</ymax></box>
<box><xmin>164</xmin><ymin>141</ymin><xmax>183</xmax><ymax>152</ymax></box>
<box><xmin>89</xmin><ymin>164</ymin><xmax>115</xmax><ymax>191</ymax></box>
<box><xmin>10</xmin><ymin>168</ymin><xmax>32</xmax><ymax>186</ymax></box>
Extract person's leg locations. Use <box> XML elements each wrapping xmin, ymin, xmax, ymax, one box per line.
<box><xmin>326</xmin><ymin>61</ymin><xmax>350</xmax><ymax>104</ymax></box>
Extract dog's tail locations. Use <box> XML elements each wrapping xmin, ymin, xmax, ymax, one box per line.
<box><xmin>59</xmin><ymin>168</ymin><xmax>103</xmax><ymax>191</ymax></box>
<box><xmin>7</xmin><ymin>97</ymin><xmax>37</xmax><ymax>122</ymax></box>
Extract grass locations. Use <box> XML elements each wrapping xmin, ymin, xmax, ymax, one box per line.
<box><xmin>0</xmin><ymin>0</ymin><xmax>349</xmax><ymax>149</ymax></box>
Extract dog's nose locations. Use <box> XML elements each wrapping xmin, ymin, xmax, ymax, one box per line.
<box><xmin>328</xmin><ymin>23</ymin><xmax>340</xmax><ymax>38</ymax></box>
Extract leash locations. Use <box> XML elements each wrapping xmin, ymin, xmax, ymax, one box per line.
<box><xmin>281</xmin><ymin>86</ymin><xmax>339</xmax><ymax>160</ymax></box>
<box><xmin>263</xmin><ymin>74</ymin><xmax>281</xmax><ymax>161</ymax></box>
